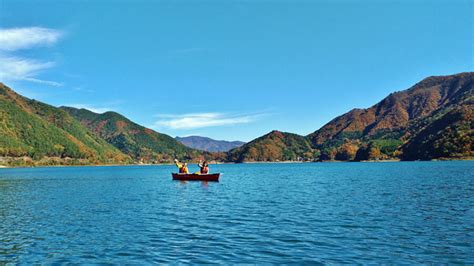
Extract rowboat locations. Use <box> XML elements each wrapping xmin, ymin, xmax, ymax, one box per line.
<box><xmin>172</xmin><ymin>173</ymin><xmax>220</xmax><ymax>182</ymax></box>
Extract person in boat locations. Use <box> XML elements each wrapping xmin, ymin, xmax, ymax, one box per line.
<box><xmin>198</xmin><ymin>160</ymin><xmax>209</xmax><ymax>174</ymax></box>
<box><xmin>174</xmin><ymin>159</ymin><xmax>189</xmax><ymax>174</ymax></box>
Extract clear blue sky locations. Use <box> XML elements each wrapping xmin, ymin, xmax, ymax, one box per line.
<box><xmin>0</xmin><ymin>0</ymin><xmax>472</xmax><ymax>142</ymax></box>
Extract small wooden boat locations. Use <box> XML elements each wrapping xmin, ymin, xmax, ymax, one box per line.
<box><xmin>172</xmin><ymin>173</ymin><xmax>220</xmax><ymax>182</ymax></box>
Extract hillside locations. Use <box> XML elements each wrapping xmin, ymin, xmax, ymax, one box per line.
<box><xmin>227</xmin><ymin>131</ymin><xmax>313</xmax><ymax>162</ymax></box>
<box><xmin>61</xmin><ymin>107</ymin><xmax>212</xmax><ymax>163</ymax></box>
<box><xmin>176</xmin><ymin>136</ymin><xmax>245</xmax><ymax>152</ymax></box>
<box><xmin>228</xmin><ymin>72</ymin><xmax>473</xmax><ymax>162</ymax></box>
<box><xmin>1</xmin><ymin>72</ymin><xmax>471</xmax><ymax>166</ymax></box>
<box><xmin>305</xmin><ymin>72</ymin><xmax>473</xmax><ymax>160</ymax></box>
<box><xmin>0</xmin><ymin>83</ymin><xmax>130</xmax><ymax>166</ymax></box>
<box><xmin>401</xmin><ymin>104</ymin><xmax>473</xmax><ymax>160</ymax></box>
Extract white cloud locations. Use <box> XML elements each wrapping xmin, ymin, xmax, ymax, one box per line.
<box><xmin>152</xmin><ymin>112</ymin><xmax>263</xmax><ymax>130</ymax></box>
<box><xmin>0</xmin><ymin>56</ymin><xmax>54</xmax><ymax>78</ymax></box>
<box><xmin>0</xmin><ymin>56</ymin><xmax>62</xmax><ymax>86</ymax></box>
<box><xmin>64</xmin><ymin>104</ymin><xmax>113</xmax><ymax>114</ymax></box>
<box><xmin>0</xmin><ymin>27</ymin><xmax>63</xmax><ymax>87</ymax></box>
<box><xmin>0</xmin><ymin>27</ymin><xmax>62</xmax><ymax>51</ymax></box>
<box><xmin>23</xmin><ymin>77</ymin><xmax>63</xmax><ymax>87</ymax></box>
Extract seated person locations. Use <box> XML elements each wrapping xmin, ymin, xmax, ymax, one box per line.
<box><xmin>174</xmin><ymin>159</ymin><xmax>189</xmax><ymax>174</ymax></box>
<box><xmin>198</xmin><ymin>160</ymin><xmax>209</xmax><ymax>174</ymax></box>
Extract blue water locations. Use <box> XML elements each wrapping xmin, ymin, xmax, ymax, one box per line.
<box><xmin>0</xmin><ymin>161</ymin><xmax>473</xmax><ymax>263</ymax></box>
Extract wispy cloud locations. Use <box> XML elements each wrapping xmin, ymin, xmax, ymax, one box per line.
<box><xmin>0</xmin><ymin>27</ymin><xmax>63</xmax><ymax>86</ymax></box>
<box><xmin>0</xmin><ymin>27</ymin><xmax>63</xmax><ymax>51</ymax></box>
<box><xmin>23</xmin><ymin>77</ymin><xmax>63</xmax><ymax>87</ymax></box>
<box><xmin>152</xmin><ymin>112</ymin><xmax>265</xmax><ymax>130</ymax></box>
<box><xmin>0</xmin><ymin>56</ymin><xmax>62</xmax><ymax>86</ymax></box>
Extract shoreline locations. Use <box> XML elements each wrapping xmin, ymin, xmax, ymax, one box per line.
<box><xmin>0</xmin><ymin>157</ymin><xmax>472</xmax><ymax>169</ymax></box>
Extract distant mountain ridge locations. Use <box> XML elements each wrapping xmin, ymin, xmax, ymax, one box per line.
<box><xmin>176</xmin><ymin>136</ymin><xmax>245</xmax><ymax>152</ymax></box>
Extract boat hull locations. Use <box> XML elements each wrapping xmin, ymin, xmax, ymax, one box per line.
<box><xmin>172</xmin><ymin>173</ymin><xmax>220</xmax><ymax>182</ymax></box>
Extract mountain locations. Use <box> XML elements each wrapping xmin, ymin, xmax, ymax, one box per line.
<box><xmin>0</xmin><ymin>83</ymin><xmax>130</xmax><ymax>166</ymax></box>
<box><xmin>307</xmin><ymin>72</ymin><xmax>473</xmax><ymax>161</ymax></box>
<box><xmin>400</xmin><ymin>102</ymin><xmax>473</xmax><ymax>160</ymax></box>
<box><xmin>176</xmin><ymin>136</ymin><xmax>245</xmax><ymax>152</ymax></box>
<box><xmin>229</xmin><ymin>72</ymin><xmax>473</xmax><ymax>162</ymax></box>
<box><xmin>227</xmin><ymin>130</ymin><xmax>313</xmax><ymax>162</ymax></box>
<box><xmin>61</xmin><ymin>107</ymin><xmax>211</xmax><ymax>163</ymax></box>
<box><xmin>1</xmin><ymin>72</ymin><xmax>471</xmax><ymax>166</ymax></box>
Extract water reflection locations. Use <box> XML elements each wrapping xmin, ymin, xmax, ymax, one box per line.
<box><xmin>176</xmin><ymin>180</ymin><xmax>210</xmax><ymax>189</ymax></box>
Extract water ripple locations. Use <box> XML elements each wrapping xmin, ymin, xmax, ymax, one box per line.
<box><xmin>0</xmin><ymin>162</ymin><xmax>473</xmax><ymax>263</ymax></box>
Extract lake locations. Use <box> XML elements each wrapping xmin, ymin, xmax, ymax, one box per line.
<box><xmin>0</xmin><ymin>161</ymin><xmax>473</xmax><ymax>263</ymax></box>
